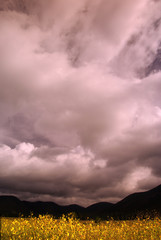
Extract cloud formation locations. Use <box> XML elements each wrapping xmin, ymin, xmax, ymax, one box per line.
<box><xmin>0</xmin><ymin>0</ymin><xmax>161</xmax><ymax>205</ymax></box>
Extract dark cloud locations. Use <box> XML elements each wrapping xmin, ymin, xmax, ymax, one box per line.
<box><xmin>0</xmin><ymin>0</ymin><xmax>161</xmax><ymax>206</ymax></box>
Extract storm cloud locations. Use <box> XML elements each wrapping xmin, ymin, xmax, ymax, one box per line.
<box><xmin>0</xmin><ymin>0</ymin><xmax>161</xmax><ymax>206</ymax></box>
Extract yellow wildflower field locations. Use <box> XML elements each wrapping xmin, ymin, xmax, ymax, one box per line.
<box><xmin>1</xmin><ymin>215</ymin><xmax>161</xmax><ymax>239</ymax></box>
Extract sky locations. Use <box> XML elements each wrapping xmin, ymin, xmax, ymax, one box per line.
<box><xmin>0</xmin><ymin>0</ymin><xmax>161</xmax><ymax>206</ymax></box>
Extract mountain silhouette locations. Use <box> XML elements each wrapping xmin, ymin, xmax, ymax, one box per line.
<box><xmin>0</xmin><ymin>184</ymin><xmax>161</xmax><ymax>220</ymax></box>
<box><xmin>112</xmin><ymin>184</ymin><xmax>161</xmax><ymax>219</ymax></box>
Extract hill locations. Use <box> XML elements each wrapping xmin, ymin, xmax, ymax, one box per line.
<box><xmin>0</xmin><ymin>184</ymin><xmax>161</xmax><ymax>219</ymax></box>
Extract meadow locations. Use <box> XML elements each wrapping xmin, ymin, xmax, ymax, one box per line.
<box><xmin>1</xmin><ymin>214</ymin><xmax>161</xmax><ymax>239</ymax></box>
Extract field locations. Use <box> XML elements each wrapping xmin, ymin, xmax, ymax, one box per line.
<box><xmin>1</xmin><ymin>214</ymin><xmax>161</xmax><ymax>239</ymax></box>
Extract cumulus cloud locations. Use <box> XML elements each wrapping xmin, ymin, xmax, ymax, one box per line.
<box><xmin>0</xmin><ymin>0</ymin><xmax>161</xmax><ymax>205</ymax></box>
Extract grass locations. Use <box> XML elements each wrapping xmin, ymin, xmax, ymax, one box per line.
<box><xmin>1</xmin><ymin>214</ymin><xmax>161</xmax><ymax>239</ymax></box>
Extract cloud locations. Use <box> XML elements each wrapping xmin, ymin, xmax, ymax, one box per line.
<box><xmin>0</xmin><ymin>0</ymin><xmax>161</xmax><ymax>205</ymax></box>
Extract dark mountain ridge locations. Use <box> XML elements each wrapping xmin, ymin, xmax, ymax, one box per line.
<box><xmin>0</xmin><ymin>184</ymin><xmax>161</xmax><ymax>220</ymax></box>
